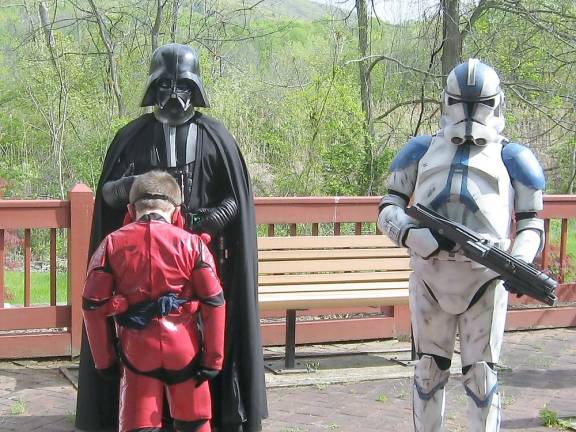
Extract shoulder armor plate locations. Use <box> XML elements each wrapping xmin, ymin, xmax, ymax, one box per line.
<box><xmin>390</xmin><ymin>135</ymin><xmax>433</xmax><ymax>171</ymax></box>
<box><xmin>502</xmin><ymin>142</ymin><xmax>545</xmax><ymax>190</ymax></box>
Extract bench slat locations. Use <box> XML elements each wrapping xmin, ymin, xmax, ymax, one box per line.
<box><xmin>258</xmin><ymin>270</ymin><xmax>412</xmax><ymax>286</ymax></box>
<box><xmin>259</xmin><ymin>281</ymin><xmax>409</xmax><ymax>294</ymax></box>
<box><xmin>258</xmin><ymin>248</ymin><xmax>409</xmax><ymax>261</ymax></box>
<box><xmin>258</xmin><ymin>289</ymin><xmax>409</xmax><ymax>311</ymax></box>
<box><xmin>258</xmin><ymin>235</ymin><xmax>396</xmax><ymax>250</ymax></box>
<box><xmin>259</xmin><ymin>257</ymin><xmax>411</xmax><ymax>274</ymax></box>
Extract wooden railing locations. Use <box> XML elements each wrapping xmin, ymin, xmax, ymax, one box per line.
<box><xmin>255</xmin><ymin>196</ymin><xmax>576</xmax><ymax>345</ymax></box>
<box><xmin>0</xmin><ymin>188</ymin><xmax>575</xmax><ymax>359</ymax></box>
<box><xmin>0</xmin><ymin>185</ymin><xmax>93</xmax><ymax>358</ymax></box>
<box><xmin>255</xmin><ymin>195</ymin><xmax>576</xmax><ymax>284</ymax></box>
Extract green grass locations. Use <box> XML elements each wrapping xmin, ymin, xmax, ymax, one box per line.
<box><xmin>546</xmin><ymin>219</ymin><xmax>576</xmax><ymax>282</ymax></box>
<box><xmin>9</xmin><ymin>398</ymin><xmax>25</xmax><ymax>415</ymax></box>
<box><xmin>548</xmin><ymin>219</ymin><xmax>576</xmax><ymax>256</ymax></box>
<box><xmin>4</xmin><ymin>271</ymin><xmax>68</xmax><ymax>305</ymax></box>
<box><xmin>540</xmin><ymin>407</ymin><xmax>576</xmax><ymax>430</ymax></box>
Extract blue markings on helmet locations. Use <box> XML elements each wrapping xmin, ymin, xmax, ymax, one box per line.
<box><xmin>454</xmin><ymin>61</ymin><xmax>491</xmax><ymax>101</ymax></box>
<box><xmin>390</xmin><ymin>135</ymin><xmax>432</xmax><ymax>171</ymax></box>
<box><xmin>502</xmin><ymin>143</ymin><xmax>545</xmax><ymax>190</ymax></box>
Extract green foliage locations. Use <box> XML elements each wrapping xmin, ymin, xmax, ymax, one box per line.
<box><xmin>0</xmin><ymin>0</ymin><xmax>574</xmax><ymax>202</ymax></box>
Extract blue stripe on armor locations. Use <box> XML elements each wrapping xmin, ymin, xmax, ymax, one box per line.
<box><xmin>459</xmin><ymin>145</ymin><xmax>479</xmax><ymax>212</ymax></box>
<box><xmin>430</xmin><ymin>143</ymin><xmax>479</xmax><ymax>212</ymax></box>
<box><xmin>389</xmin><ymin>135</ymin><xmax>432</xmax><ymax>171</ymax></box>
<box><xmin>414</xmin><ymin>379</ymin><xmax>448</xmax><ymax>401</ymax></box>
<box><xmin>454</xmin><ymin>62</ymin><xmax>489</xmax><ymax>100</ymax></box>
<box><xmin>502</xmin><ymin>142</ymin><xmax>545</xmax><ymax>190</ymax></box>
<box><xmin>464</xmin><ymin>382</ymin><xmax>498</xmax><ymax>408</ymax></box>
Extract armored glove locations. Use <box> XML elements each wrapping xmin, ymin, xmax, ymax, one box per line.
<box><xmin>193</xmin><ymin>197</ymin><xmax>238</xmax><ymax>235</ymax></box>
<box><xmin>403</xmin><ymin>227</ymin><xmax>455</xmax><ymax>259</ymax></box>
<box><xmin>102</xmin><ymin>164</ymin><xmax>138</xmax><ymax>209</ymax></box>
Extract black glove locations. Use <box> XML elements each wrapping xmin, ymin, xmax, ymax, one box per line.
<box><xmin>194</xmin><ymin>367</ymin><xmax>220</xmax><ymax>387</ymax></box>
<box><xmin>432</xmin><ymin>230</ymin><xmax>456</xmax><ymax>252</ymax></box>
<box><xmin>96</xmin><ymin>362</ymin><xmax>120</xmax><ymax>381</ymax></box>
<box><xmin>102</xmin><ymin>164</ymin><xmax>137</xmax><ymax>209</ymax></box>
<box><xmin>503</xmin><ymin>280</ymin><xmax>524</xmax><ymax>298</ymax></box>
<box><xmin>193</xmin><ymin>197</ymin><xmax>238</xmax><ymax>235</ymax></box>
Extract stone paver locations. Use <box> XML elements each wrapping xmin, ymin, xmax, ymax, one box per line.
<box><xmin>0</xmin><ymin>328</ymin><xmax>575</xmax><ymax>431</ymax></box>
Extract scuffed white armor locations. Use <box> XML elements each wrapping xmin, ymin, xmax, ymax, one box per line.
<box><xmin>413</xmin><ymin>355</ymin><xmax>450</xmax><ymax>432</ymax></box>
<box><xmin>378</xmin><ymin>59</ymin><xmax>545</xmax><ymax>432</ymax></box>
<box><xmin>463</xmin><ymin>362</ymin><xmax>501</xmax><ymax>432</ymax></box>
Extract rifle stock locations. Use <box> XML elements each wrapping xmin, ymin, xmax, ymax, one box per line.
<box><xmin>405</xmin><ymin>204</ymin><xmax>558</xmax><ymax>306</ymax></box>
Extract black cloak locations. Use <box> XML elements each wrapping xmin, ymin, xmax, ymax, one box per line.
<box><xmin>75</xmin><ymin>112</ymin><xmax>268</xmax><ymax>432</ymax></box>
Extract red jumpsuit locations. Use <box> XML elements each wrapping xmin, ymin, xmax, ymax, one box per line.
<box><xmin>82</xmin><ymin>213</ymin><xmax>225</xmax><ymax>432</ymax></box>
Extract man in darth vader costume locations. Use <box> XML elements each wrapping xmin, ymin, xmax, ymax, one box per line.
<box><xmin>75</xmin><ymin>43</ymin><xmax>268</xmax><ymax>432</ymax></box>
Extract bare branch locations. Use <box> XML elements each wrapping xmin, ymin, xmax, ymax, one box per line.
<box><xmin>507</xmin><ymin>85</ymin><xmax>576</xmax><ymax>133</ymax></box>
<box><xmin>346</xmin><ymin>54</ymin><xmax>442</xmax><ymax>78</ymax></box>
<box><xmin>460</xmin><ymin>0</ymin><xmax>500</xmax><ymax>40</ymax></box>
<box><xmin>374</xmin><ymin>99</ymin><xmax>440</xmax><ymax>122</ymax></box>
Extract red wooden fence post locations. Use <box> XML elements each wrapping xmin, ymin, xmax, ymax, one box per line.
<box><xmin>68</xmin><ymin>184</ymin><xmax>94</xmax><ymax>357</ymax></box>
<box><xmin>392</xmin><ymin>304</ymin><xmax>411</xmax><ymax>339</ymax></box>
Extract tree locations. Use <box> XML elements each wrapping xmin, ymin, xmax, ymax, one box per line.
<box><xmin>87</xmin><ymin>0</ymin><xmax>126</xmax><ymax>117</ymax></box>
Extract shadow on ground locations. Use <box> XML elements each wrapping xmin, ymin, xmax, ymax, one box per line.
<box><xmin>500</xmin><ymin>368</ymin><xmax>576</xmax><ymax>390</ymax></box>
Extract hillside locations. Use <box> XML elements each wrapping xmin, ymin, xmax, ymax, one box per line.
<box><xmin>220</xmin><ymin>0</ymin><xmax>338</xmax><ymax>20</ymax></box>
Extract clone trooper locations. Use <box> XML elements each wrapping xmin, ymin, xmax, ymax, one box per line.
<box><xmin>377</xmin><ymin>59</ymin><xmax>545</xmax><ymax>432</ymax></box>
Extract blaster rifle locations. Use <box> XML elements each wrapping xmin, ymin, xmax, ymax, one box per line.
<box><xmin>405</xmin><ymin>203</ymin><xmax>558</xmax><ymax>306</ymax></box>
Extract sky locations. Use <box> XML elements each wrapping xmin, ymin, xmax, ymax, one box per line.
<box><xmin>310</xmin><ymin>0</ymin><xmax>440</xmax><ymax>23</ymax></box>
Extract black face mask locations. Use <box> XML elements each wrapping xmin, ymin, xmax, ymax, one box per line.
<box><xmin>156</xmin><ymin>78</ymin><xmax>194</xmax><ymax>111</ymax></box>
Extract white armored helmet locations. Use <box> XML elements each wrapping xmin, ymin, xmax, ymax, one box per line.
<box><xmin>440</xmin><ymin>59</ymin><xmax>505</xmax><ymax>146</ymax></box>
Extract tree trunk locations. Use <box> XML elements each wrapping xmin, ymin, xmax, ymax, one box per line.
<box><xmin>87</xmin><ymin>0</ymin><xmax>125</xmax><ymax>117</ymax></box>
<box><xmin>23</xmin><ymin>1</ymin><xmax>37</xmax><ymax>43</ymax></box>
<box><xmin>38</xmin><ymin>2</ymin><xmax>55</xmax><ymax>48</ymax></box>
<box><xmin>152</xmin><ymin>0</ymin><xmax>164</xmax><ymax>52</ymax></box>
<box><xmin>568</xmin><ymin>145</ymin><xmax>576</xmax><ymax>194</ymax></box>
<box><xmin>356</xmin><ymin>0</ymin><xmax>374</xmax><ymax>140</ymax></box>
<box><xmin>355</xmin><ymin>0</ymin><xmax>375</xmax><ymax>194</ymax></box>
<box><xmin>37</xmin><ymin>1</ymin><xmax>68</xmax><ymax>198</ymax></box>
<box><xmin>441</xmin><ymin>0</ymin><xmax>462</xmax><ymax>83</ymax></box>
<box><xmin>171</xmin><ymin>0</ymin><xmax>181</xmax><ymax>42</ymax></box>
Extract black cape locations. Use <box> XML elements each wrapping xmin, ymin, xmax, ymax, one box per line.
<box><xmin>75</xmin><ymin>112</ymin><xmax>268</xmax><ymax>432</ymax></box>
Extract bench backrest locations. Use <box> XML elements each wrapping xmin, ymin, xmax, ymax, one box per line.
<box><xmin>258</xmin><ymin>235</ymin><xmax>411</xmax><ymax>285</ymax></box>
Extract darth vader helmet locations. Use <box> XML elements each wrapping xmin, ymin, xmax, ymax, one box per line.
<box><xmin>141</xmin><ymin>43</ymin><xmax>209</xmax><ymax>125</ymax></box>
<box><xmin>440</xmin><ymin>59</ymin><xmax>505</xmax><ymax>146</ymax></box>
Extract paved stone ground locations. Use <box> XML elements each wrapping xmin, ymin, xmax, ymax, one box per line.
<box><xmin>1</xmin><ymin>328</ymin><xmax>575</xmax><ymax>431</ymax></box>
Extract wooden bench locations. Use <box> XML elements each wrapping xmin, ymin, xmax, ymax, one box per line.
<box><xmin>257</xmin><ymin>234</ymin><xmax>412</xmax><ymax>368</ymax></box>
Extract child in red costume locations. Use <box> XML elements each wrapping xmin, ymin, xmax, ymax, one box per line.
<box><xmin>82</xmin><ymin>170</ymin><xmax>225</xmax><ymax>432</ymax></box>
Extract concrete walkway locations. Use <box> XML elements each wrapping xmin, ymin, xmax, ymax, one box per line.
<box><xmin>0</xmin><ymin>327</ymin><xmax>575</xmax><ymax>431</ymax></box>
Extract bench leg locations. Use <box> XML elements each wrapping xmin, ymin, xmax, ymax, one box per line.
<box><xmin>285</xmin><ymin>310</ymin><xmax>296</xmax><ymax>369</ymax></box>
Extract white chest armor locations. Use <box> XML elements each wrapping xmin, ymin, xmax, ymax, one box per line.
<box><xmin>411</xmin><ymin>134</ymin><xmax>513</xmax><ymax>313</ymax></box>
<box><xmin>413</xmin><ymin>134</ymin><xmax>513</xmax><ymax>243</ymax></box>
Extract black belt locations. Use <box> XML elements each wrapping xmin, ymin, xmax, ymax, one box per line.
<box><xmin>114</xmin><ymin>293</ymin><xmax>188</xmax><ymax>329</ymax></box>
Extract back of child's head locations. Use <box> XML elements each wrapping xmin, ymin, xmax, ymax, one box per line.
<box><xmin>129</xmin><ymin>170</ymin><xmax>182</xmax><ymax>214</ymax></box>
